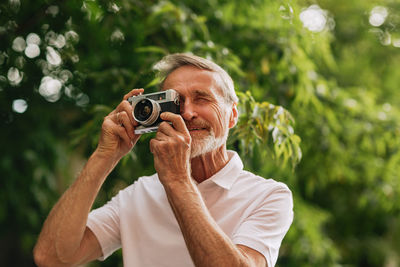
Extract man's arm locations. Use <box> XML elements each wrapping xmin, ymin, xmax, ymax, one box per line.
<box><xmin>150</xmin><ymin>113</ymin><xmax>266</xmax><ymax>267</ymax></box>
<box><xmin>33</xmin><ymin>152</ymin><xmax>117</xmax><ymax>266</ymax></box>
<box><xmin>164</xmin><ymin>180</ymin><xmax>267</xmax><ymax>267</ymax></box>
<box><xmin>33</xmin><ymin>89</ymin><xmax>143</xmax><ymax>267</ymax></box>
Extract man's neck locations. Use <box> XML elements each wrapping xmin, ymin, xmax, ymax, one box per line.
<box><xmin>190</xmin><ymin>146</ymin><xmax>229</xmax><ymax>184</ymax></box>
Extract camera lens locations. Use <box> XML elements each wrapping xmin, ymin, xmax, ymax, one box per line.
<box><xmin>133</xmin><ymin>98</ymin><xmax>160</xmax><ymax>126</ymax></box>
<box><xmin>135</xmin><ymin>99</ymin><xmax>153</xmax><ymax>121</ymax></box>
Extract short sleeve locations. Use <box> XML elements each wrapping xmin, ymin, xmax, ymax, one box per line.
<box><xmin>87</xmin><ymin>194</ymin><xmax>122</xmax><ymax>261</ymax></box>
<box><xmin>232</xmin><ymin>185</ymin><xmax>294</xmax><ymax>267</ymax></box>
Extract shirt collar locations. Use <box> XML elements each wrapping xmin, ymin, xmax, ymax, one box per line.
<box><xmin>204</xmin><ymin>150</ymin><xmax>243</xmax><ymax>190</ymax></box>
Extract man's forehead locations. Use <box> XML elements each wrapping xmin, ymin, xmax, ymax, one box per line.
<box><xmin>162</xmin><ymin>66</ymin><xmax>224</xmax><ymax>97</ymax></box>
<box><xmin>163</xmin><ymin>66</ymin><xmax>212</xmax><ymax>83</ymax></box>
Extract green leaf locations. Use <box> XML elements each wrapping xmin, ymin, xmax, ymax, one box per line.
<box><xmin>82</xmin><ymin>0</ymin><xmax>104</xmax><ymax>22</ymax></box>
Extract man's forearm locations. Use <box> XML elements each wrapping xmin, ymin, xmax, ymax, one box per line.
<box><xmin>164</xmin><ymin>180</ymin><xmax>250</xmax><ymax>267</ymax></box>
<box><xmin>34</xmin><ymin>151</ymin><xmax>117</xmax><ymax>265</ymax></box>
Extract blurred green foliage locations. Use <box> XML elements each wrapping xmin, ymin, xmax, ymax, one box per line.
<box><xmin>1</xmin><ymin>0</ymin><xmax>400</xmax><ymax>266</ymax></box>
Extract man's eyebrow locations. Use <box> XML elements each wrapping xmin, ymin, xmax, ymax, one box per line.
<box><xmin>192</xmin><ymin>89</ymin><xmax>213</xmax><ymax>98</ymax></box>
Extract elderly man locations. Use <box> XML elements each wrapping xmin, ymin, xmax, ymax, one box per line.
<box><xmin>34</xmin><ymin>53</ymin><xmax>293</xmax><ymax>267</ymax></box>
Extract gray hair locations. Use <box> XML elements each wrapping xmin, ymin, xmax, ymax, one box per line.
<box><xmin>153</xmin><ymin>53</ymin><xmax>238</xmax><ymax>104</ymax></box>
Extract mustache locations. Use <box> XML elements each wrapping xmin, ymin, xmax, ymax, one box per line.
<box><xmin>185</xmin><ymin>120</ymin><xmax>210</xmax><ymax>129</ymax></box>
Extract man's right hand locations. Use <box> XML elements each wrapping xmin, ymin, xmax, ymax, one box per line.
<box><xmin>34</xmin><ymin>88</ymin><xmax>145</xmax><ymax>267</ymax></box>
<box><xmin>95</xmin><ymin>88</ymin><xmax>144</xmax><ymax>161</ymax></box>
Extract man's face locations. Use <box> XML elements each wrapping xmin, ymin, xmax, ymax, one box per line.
<box><xmin>162</xmin><ymin>65</ymin><xmax>237</xmax><ymax>158</ymax></box>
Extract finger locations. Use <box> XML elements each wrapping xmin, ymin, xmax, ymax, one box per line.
<box><xmin>102</xmin><ymin>117</ymin><xmax>132</xmax><ymax>147</ymax></box>
<box><xmin>149</xmin><ymin>139</ymin><xmax>158</xmax><ymax>154</ymax></box>
<box><xmin>155</xmin><ymin>129</ymin><xmax>169</xmax><ymax>141</ymax></box>
<box><xmin>111</xmin><ymin>122</ymin><xmax>132</xmax><ymax>148</ymax></box>
<box><xmin>107</xmin><ymin>89</ymin><xmax>144</xmax><ymax>126</ymax></box>
<box><xmin>123</xmin><ymin>88</ymin><xmax>144</xmax><ymax>101</ymax></box>
<box><xmin>157</xmin><ymin>121</ymin><xmax>190</xmax><ymax>145</ymax></box>
<box><xmin>160</xmin><ymin>112</ymin><xmax>189</xmax><ymax>134</ymax></box>
<box><xmin>116</xmin><ymin>101</ymin><xmax>136</xmax><ymax>126</ymax></box>
<box><xmin>116</xmin><ymin>111</ymin><xmax>135</xmax><ymax>139</ymax></box>
<box><xmin>105</xmin><ymin>114</ymin><xmax>134</xmax><ymax>143</ymax></box>
<box><xmin>108</xmin><ymin>88</ymin><xmax>143</xmax><ymax>115</ymax></box>
<box><xmin>157</xmin><ymin>121</ymin><xmax>176</xmax><ymax>137</ymax></box>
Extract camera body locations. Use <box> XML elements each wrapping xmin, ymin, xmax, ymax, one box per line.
<box><xmin>127</xmin><ymin>89</ymin><xmax>180</xmax><ymax>134</ymax></box>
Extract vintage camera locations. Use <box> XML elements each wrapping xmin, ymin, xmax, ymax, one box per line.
<box><xmin>127</xmin><ymin>89</ymin><xmax>180</xmax><ymax>134</ymax></box>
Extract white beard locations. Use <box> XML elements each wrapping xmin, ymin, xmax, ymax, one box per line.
<box><xmin>190</xmin><ymin>128</ymin><xmax>228</xmax><ymax>158</ymax></box>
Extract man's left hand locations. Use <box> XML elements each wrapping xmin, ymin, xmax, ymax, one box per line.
<box><xmin>150</xmin><ymin>112</ymin><xmax>192</xmax><ymax>186</ymax></box>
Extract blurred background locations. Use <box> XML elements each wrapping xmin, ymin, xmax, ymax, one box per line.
<box><xmin>1</xmin><ymin>0</ymin><xmax>400</xmax><ymax>266</ymax></box>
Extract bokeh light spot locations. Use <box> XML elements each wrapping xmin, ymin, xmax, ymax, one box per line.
<box><xmin>76</xmin><ymin>93</ymin><xmax>90</xmax><ymax>107</ymax></box>
<box><xmin>279</xmin><ymin>4</ymin><xmax>294</xmax><ymax>20</ymax></box>
<box><xmin>50</xmin><ymin>34</ymin><xmax>66</xmax><ymax>49</ymax></box>
<box><xmin>299</xmin><ymin>5</ymin><xmax>327</xmax><ymax>32</ymax></box>
<box><xmin>110</xmin><ymin>29</ymin><xmax>124</xmax><ymax>43</ymax></box>
<box><xmin>369</xmin><ymin>6</ymin><xmax>388</xmax><ymax>27</ymax></box>
<box><xmin>9</xmin><ymin>0</ymin><xmax>21</xmax><ymax>12</ymax></box>
<box><xmin>108</xmin><ymin>3</ymin><xmax>120</xmax><ymax>13</ymax></box>
<box><xmin>0</xmin><ymin>52</ymin><xmax>7</xmax><ymax>65</ymax></box>
<box><xmin>12</xmin><ymin>36</ymin><xmax>26</xmax><ymax>52</ymax></box>
<box><xmin>46</xmin><ymin>5</ymin><xmax>59</xmax><ymax>17</ymax></box>
<box><xmin>59</xmin><ymin>70</ymin><xmax>73</xmax><ymax>83</ymax></box>
<box><xmin>65</xmin><ymin>30</ymin><xmax>79</xmax><ymax>43</ymax></box>
<box><xmin>39</xmin><ymin>76</ymin><xmax>62</xmax><ymax>102</ymax></box>
<box><xmin>26</xmin><ymin>33</ymin><xmax>41</xmax><ymax>45</ymax></box>
<box><xmin>392</xmin><ymin>39</ymin><xmax>400</xmax><ymax>48</ymax></box>
<box><xmin>25</xmin><ymin>44</ymin><xmax>40</xmax><ymax>58</ymax></box>
<box><xmin>7</xmin><ymin>67</ymin><xmax>23</xmax><ymax>85</ymax></box>
<box><xmin>46</xmin><ymin>46</ymin><xmax>62</xmax><ymax>66</ymax></box>
<box><xmin>12</xmin><ymin>99</ymin><xmax>28</xmax><ymax>113</ymax></box>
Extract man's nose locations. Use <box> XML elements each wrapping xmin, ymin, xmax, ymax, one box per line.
<box><xmin>180</xmin><ymin>100</ymin><xmax>197</xmax><ymax>121</ymax></box>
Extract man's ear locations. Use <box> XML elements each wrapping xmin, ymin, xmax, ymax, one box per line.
<box><xmin>229</xmin><ymin>103</ymin><xmax>238</xmax><ymax>129</ymax></box>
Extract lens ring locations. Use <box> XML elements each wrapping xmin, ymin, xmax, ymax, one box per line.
<box><xmin>132</xmin><ymin>98</ymin><xmax>160</xmax><ymax>126</ymax></box>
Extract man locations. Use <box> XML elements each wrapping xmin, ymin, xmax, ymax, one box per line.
<box><xmin>34</xmin><ymin>53</ymin><xmax>293</xmax><ymax>267</ymax></box>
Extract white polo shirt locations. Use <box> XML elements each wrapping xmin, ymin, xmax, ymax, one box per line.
<box><xmin>87</xmin><ymin>151</ymin><xmax>293</xmax><ymax>267</ymax></box>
